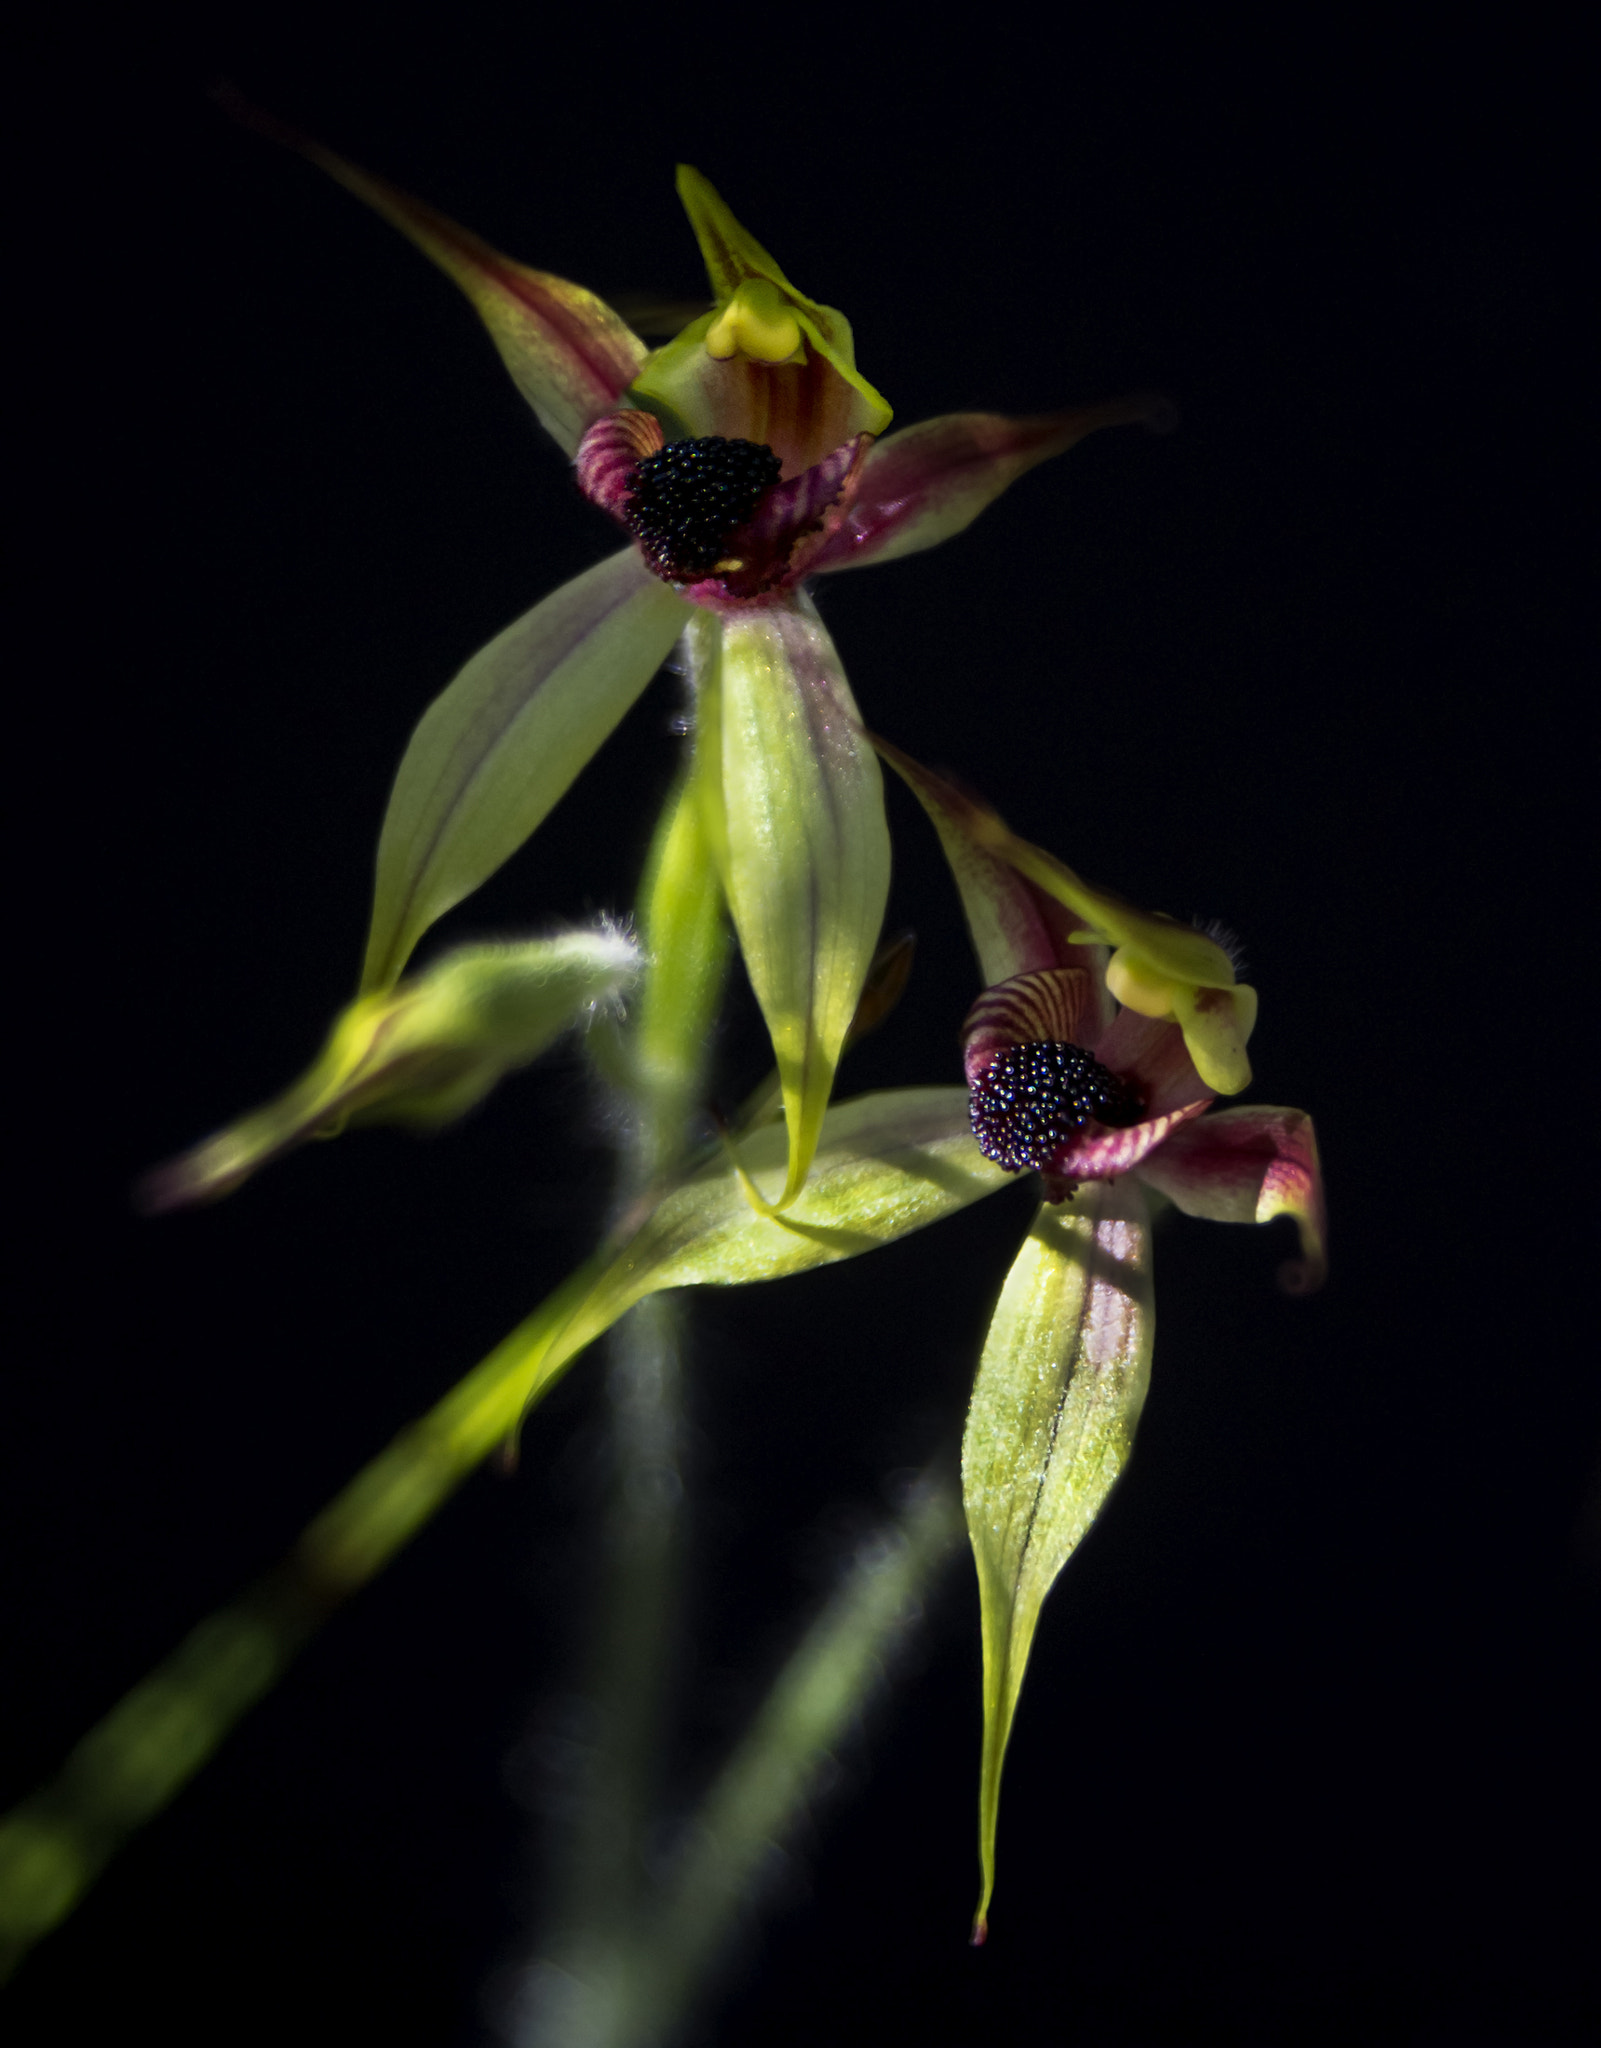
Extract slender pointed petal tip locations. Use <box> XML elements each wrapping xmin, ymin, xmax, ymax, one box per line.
<box><xmin>694</xmin><ymin>598</ymin><xmax>890</xmax><ymax>1209</ymax></box>
<box><xmin>213</xmin><ymin>86</ymin><xmax>645</xmax><ymax>455</ymax></box>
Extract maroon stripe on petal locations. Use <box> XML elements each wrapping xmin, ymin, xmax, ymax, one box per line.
<box><xmin>961</xmin><ymin>968</ymin><xmax>1098</xmax><ymax>1083</ymax></box>
<box><xmin>575</xmin><ymin>409</ymin><xmax>665</xmax><ymax>520</ymax></box>
<box><xmin>745</xmin><ymin>437</ymin><xmax>865</xmax><ymax>549</ymax></box>
<box><xmin>1046</xmin><ymin>1098</ymin><xmax>1209</xmax><ymax>1179</ymax></box>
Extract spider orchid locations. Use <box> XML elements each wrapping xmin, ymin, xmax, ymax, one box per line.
<box><xmin>182</xmin><ymin>96</ymin><xmax>1164</xmax><ymax>1214</ymax></box>
<box><xmin>875</xmin><ymin>738</ymin><xmax>1323</xmax><ymax>1936</ymax></box>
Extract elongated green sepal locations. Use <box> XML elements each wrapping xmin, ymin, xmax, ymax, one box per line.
<box><xmin>490</xmin><ymin>1087</ymin><xmax>1009</xmax><ymax>1433</ymax></box>
<box><xmin>140</xmin><ymin>929</ymin><xmax>640</xmax><ymax>1211</ymax></box>
<box><xmin>963</xmin><ymin>1179</ymin><xmax>1155</xmax><ymax>1941</ymax></box>
<box><xmin>625</xmin><ymin>763</ymin><xmax>730</xmax><ymax>1179</ymax></box>
<box><xmin>217</xmin><ymin>93</ymin><xmax>648</xmax><ymax>456</ymax></box>
<box><xmin>692</xmin><ymin>599</ymin><xmax>891</xmax><ymax>1211</ymax></box>
<box><xmin>2</xmin><ymin>1090</ymin><xmax>1007</xmax><ymax>1967</ymax></box>
<box><xmin>362</xmin><ymin>549</ymin><xmax>688</xmax><ymax>992</ymax></box>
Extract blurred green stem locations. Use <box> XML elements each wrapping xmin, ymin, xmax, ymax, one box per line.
<box><xmin>617</xmin><ymin>1470</ymin><xmax>962</xmax><ymax>2048</ymax></box>
<box><xmin>526</xmin><ymin>741</ymin><xmax>726</xmax><ymax>2021</ymax></box>
<box><xmin>517</xmin><ymin>1471</ymin><xmax>963</xmax><ymax>2048</ymax></box>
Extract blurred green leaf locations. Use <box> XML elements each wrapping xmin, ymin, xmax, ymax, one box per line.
<box><xmin>142</xmin><ymin>929</ymin><xmax>640</xmax><ymax>1210</ymax></box>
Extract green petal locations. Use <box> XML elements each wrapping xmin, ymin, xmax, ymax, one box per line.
<box><xmin>627</xmin><ymin>170</ymin><xmax>892</xmax><ymax>459</ymax></box>
<box><xmin>626</xmin><ymin>763</ymin><xmax>731</xmax><ymax>1179</ymax></box>
<box><xmin>140</xmin><ymin>931</ymin><xmax>641</xmax><ymax>1211</ymax></box>
<box><xmin>691</xmin><ymin>599</ymin><xmax>891</xmax><ymax>1211</ymax></box>
<box><xmin>963</xmin><ymin>1180</ymin><xmax>1155</xmax><ymax>1942</ymax></box>
<box><xmin>1170</xmin><ymin>981</ymin><xmax>1258</xmax><ymax>1095</ymax></box>
<box><xmin>362</xmin><ymin>550</ymin><xmax>689</xmax><ymax>993</ymax></box>
<box><xmin>473</xmin><ymin>1087</ymin><xmax>1008</xmax><ymax>1442</ymax></box>
<box><xmin>284</xmin><ymin>1085</ymin><xmax>1002</xmax><ymax>1577</ymax></box>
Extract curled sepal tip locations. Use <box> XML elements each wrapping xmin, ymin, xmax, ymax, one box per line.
<box><xmin>1135</xmin><ymin>1103</ymin><xmax>1327</xmax><ymax>1293</ymax></box>
<box><xmin>963</xmin><ymin>1178</ymin><xmax>1155</xmax><ymax>1936</ymax></box>
<box><xmin>138</xmin><ymin>929</ymin><xmax>641</xmax><ymax>1213</ymax></box>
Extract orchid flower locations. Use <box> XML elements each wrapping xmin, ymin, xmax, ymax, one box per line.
<box><xmin>204</xmin><ymin>98</ymin><xmax>1164</xmax><ymax>1213</ymax></box>
<box><xmin>870</xmin><ymin>738</ymin><xmax>1324</xmax><ymax>1937</ymax></box>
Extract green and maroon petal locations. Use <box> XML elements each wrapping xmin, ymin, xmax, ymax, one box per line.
<box><xmin>1133</xmin><ymin>1106</ymin><xmax>1328</xmax><ymax>1290</ymax></box>
<box><xmin>961</xmin><ymin>968</ymin><xmax>1104</xmax><ymax>1084</ymax></box>
<box><xmin>874</xmin><ymin>737</ymin><xmax>1109</xmax><ymax>991</ymax></box>
<box><xmin>808</xmin><ymin>399</ymin><xmax>1169</xmax><ymax>574</ymax></box>
<box><xmin>218</xmin><ymin>91</ymin><xmax>645</xmax><ymax>455</ymax></box>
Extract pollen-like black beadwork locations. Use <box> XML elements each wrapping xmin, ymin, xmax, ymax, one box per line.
<box><xmin>969</xmin><ymin>1041</ymin><xmax>1143</xmax><ymax>1172</ymax></box>
<box><xmin>624</xmin><ymin>436</ymin><xmax>783</xmax><ymax>582</ymax></box>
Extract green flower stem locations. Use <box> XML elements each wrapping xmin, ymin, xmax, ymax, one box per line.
<box><xmin>532</xmin><ymin>751</ymin><xmax>727</xmax><ymax>2005</ymax></box>
<box><xmin>0</xmin><ymin>1251</ymin><xmax>612</xmax><ymax>1980</ymax></box>
<box><xmin>612</xmin><ymin>1472</ymin><xmax>963</xmax><ymax>2048</ymax></box>
<box><xmin>527</xmin><ymin>1294</ymin><xmax>687</xmax><ymax>2041</ymax></box>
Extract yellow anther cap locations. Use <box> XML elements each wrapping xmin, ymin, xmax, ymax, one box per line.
<box><xmin>705</xmin><ymin>279</ymin><xmax>806</xmax><ymax>364</ymax></box>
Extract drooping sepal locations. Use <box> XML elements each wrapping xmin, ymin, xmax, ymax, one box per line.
<box><xmin>362</xmin><ymin>548</ymin><xmax>689</xmax><ymax>992</ymax></box>
<box><xmin>963</xmin><ymin>1178</ymin><xmax>1155</xmax><ymax>1941</ymax></box>
<box><xmin>690</xmin><ymin>597</ymin><xmax>891</xmax><ymax>1211</ymax></box>
<box><xmin>215</xmin><ymin>90</ymin><xmax>647</xmax><ymax>456</ymax></box>
<box><xmin>139</xmin><ymin>929</ymin><xmax>642</xmax><ymax>1211</ymax></box>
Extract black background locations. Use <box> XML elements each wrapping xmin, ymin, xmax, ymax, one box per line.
<box><xmin>7</xmin><ymin>20</ymin><xmax>1595</xmax><ymax>2046</ymax></box>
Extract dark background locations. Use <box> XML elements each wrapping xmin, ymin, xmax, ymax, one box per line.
<box><xmin>8</xmin><ymin>22</ymin><xmax>1595</xmax><ymax>2045</ymax></box>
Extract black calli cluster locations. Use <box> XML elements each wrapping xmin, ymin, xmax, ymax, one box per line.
<box><xmin>624</xmin><ymin>435</ymin><xmax>782</xmax><ymax>581</ymax></box>
<box><xmin>969</xmin><ymin>1041</ymin><xmax>1143</xmax><ymax>1172</ymax></box>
